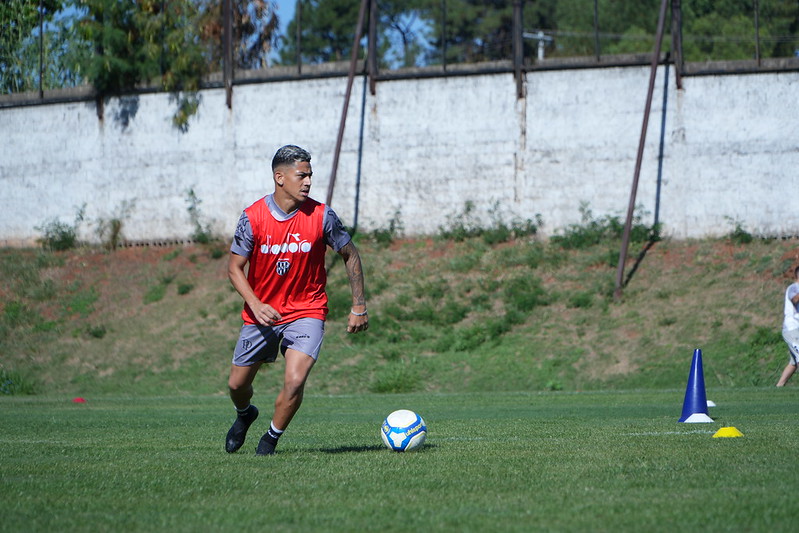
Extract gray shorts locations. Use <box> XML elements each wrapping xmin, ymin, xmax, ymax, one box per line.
<box><xmin>783</xmin><ymin>328</ymin><xmax>799</xmax><ymax>365</ymax></box>
<box><xmin>232</xmin><ymin>318</ymin><xmax>325</xmax><ymax>366</ymax></box>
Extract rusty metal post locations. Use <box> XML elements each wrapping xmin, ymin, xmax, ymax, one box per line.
<box><xmin>512</xmin><ymin>0</ymin><xmax>524</xmax><ymax>99</ymax></box>
<box><xmin>296</xmin><ymin>0</ymin><xmax>302</xmax><ymax>75</ymax></box>
<box><xmin>38</xmin><ymin>0</ymin><xmax>44</xmax><ymax>99</ymax></box>
<box><xmin>441</xmin><ymin>0</ymin><xmax>447</xmax><ymax>71</ymax></box>
<box><xmin>754</xmin><ymin>0</ymin><xmax>761</xmax><ymax>66</ymax></box>
<box><xmin>326</xmin><ymin>0</ymin><xmax>369</xmax><ymax>207</ymax></box>
<box><xmin>613</xmin><ymin>0</ymin><xmax>669</xmax><ymax>301</ymax></box>
<box><xmin>671</xmin><ymin>0</ymin><xmax>683</xmax><ymax>89</ymax></box>
<box><xmin>368</xmin><ymin>0</ymin><xmax>377</xmax><ymax>95</ymax></box>
<box><xmin>223</xmin><ymin>0</ymin><xmax>233</xmax><ymax>109</ymax></box>
<box><xmin>593</xmin><ymin>0</ymin><xmax>601</xmax><ymax>61</ymax></box>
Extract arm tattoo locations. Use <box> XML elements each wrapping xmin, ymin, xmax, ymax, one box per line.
<box><xmin>340</xmin><ymin>241</ymin><xmax>366</xmax><ymax>306</ymax></box>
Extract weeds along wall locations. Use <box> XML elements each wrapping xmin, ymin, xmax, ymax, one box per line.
<box><xmin>0</xmin><ymin>65</ymin><xmax>797</xmax><ymax>246</ymax></box>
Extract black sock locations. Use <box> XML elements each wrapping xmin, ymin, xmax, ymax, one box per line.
<box><xmin>265</xmin><ymin>423</ymin><xmax>282</xmax><ymax>446</ymax></box>
<box><xmin>256</xmin><ymin>423</ymin><xmax>283</xmax><ymax>455</ymax></box>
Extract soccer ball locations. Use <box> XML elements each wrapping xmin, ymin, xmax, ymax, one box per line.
<box><xmin>380</xmin><ymin>409</ymin><xmax>427</xmax><ymax>452</ymax></box>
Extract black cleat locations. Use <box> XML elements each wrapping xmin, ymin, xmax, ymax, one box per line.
<box><xmin>255</xmin><ymin>433</ymin><xmax>277</xmax><ymax>456</ymax></box>
<box><xmin>225</xmin><ymin>405</ymin><xmax>259</xmax><ymax>453</ymax></box>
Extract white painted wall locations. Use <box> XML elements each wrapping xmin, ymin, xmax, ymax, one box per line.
<box><xmin>1</xmin><ymin>66</ymin><xmax>797</xmax><ymax>246</ymax></box>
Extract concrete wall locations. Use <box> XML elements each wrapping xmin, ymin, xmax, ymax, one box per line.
<box><xmin>1</xmin><ymin>65</ymin><xmax>797</xmax><ymax>246</ymax></box>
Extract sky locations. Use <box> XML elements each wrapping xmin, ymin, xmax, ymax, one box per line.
<box><xmin>273</xmin><ymin>0</ymin><xmax>297</xmax><ymax>36</ymax></box>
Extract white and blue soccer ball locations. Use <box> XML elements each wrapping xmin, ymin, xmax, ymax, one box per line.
<box><xmin>380</xmin><ymin>409</ymin><xmax>427</xmax><ymax>452</ymax></box>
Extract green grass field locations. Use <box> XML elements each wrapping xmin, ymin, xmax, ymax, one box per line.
<box><xmin>3</xmin><ymin>215</ymin><xmax>799</xmax><ymax>531</ymax></box>
<box><xmin>2</xmin><ymin>388</ymin><xmax>798</xmax><ymax>532</ymax></box>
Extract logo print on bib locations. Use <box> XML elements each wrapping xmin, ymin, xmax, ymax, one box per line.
<box><xmin>276</xmin><ymin>260</ymin><xmax>291</xmax><ymax>276</ymax></box>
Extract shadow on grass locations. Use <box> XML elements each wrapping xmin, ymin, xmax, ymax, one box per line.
<box><xmin>318</xmin><ymin>443</ymin><xmax>438</xmax><ymax>454</ymax></box>
<box><xmin>624</xmin><ymin>238</ymin><xmax>659</xmax><ymax>288</ymax></box>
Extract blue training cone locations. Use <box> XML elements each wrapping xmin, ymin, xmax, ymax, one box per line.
<box><xmin>678</xmin><ymin>348</ymin><xmax>714</xmax><ymax>423</ymax></box>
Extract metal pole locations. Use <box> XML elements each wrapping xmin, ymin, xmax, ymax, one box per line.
<box><xmin>754</xmin><ymin>0</ymin><xmax>761</xmax><ymax>66</ymax></box>
<box><xmin>296</xmin><ymin>0</ymin><xmax>302</xmax><ymax>75</ymax></box>
<box><xmin>512</xmin><ymin>1</ymin><xmax>523</xmax><ymax>98</ymax></box>
<box><xmin>671</xmin><ymin>0</ymin><xmax>683</xmax><ymax>90</ymax></box>
<box><xmin>39</xmin><ymin>0</ymin><xmax>44</xmax><ymax>98</ymax></box>
<box><xmin>368</xmin><ymin>0</ymin><xmax>377</xmax><ymax>95</ymax></box>
<box><xmin>326</xmin><ymin>0</ymin><xmax>369</xmax><ymax>207</ymax></box>
<box><xmin>223</xmin><ymin>0</ymin><xmax>233</xmax><ymax>109</ymax></box>
<box><xmin>613</xmin><ymin>0</ymin><xmax>669</xmax><ymax>301</ymax></box>
<box><xmin>354</xmin><ymin>73</ymin><xmax>368</xmax><ymax>233</ymax></box>
<box><xmin>593</xmin><ymin>0</ymin><xmax>601</xmax><ymax>61</ymax></box>
<box><xmin>655</xmin><ymin>60</ymin><xmax>670</xmax><ymax>229</ymax></box>
<box><xmin>441</xmin><ymin>0</ymin><xmax>447</xmax><ymax>71</ymax></box>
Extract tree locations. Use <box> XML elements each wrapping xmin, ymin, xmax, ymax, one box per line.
<box><xmin>419</xmin><ymin>0</ymin><xmax>515</xmax><ymax>64</ymax></box>
<box><xmin>73</xmin><ymin>0</ymin><xmax>207</xmax><ymax>130</ymax></box>
<box><xmin>277</xmin><ymin>0</ymin><xmax>364</xmax><ymax>65</ymax></box>
<box><xmin>197</xmin><ymin>0</ymin><xmax>280</xmax><ymax>71</ymax></box>
<box><xmin>378</xmin><ymin>0</ymin><xmax>430</xmax><ymax>69</ymax></box>
<box><xmin>0</xmin><ymin>0</ymin><xmax>64</xmax><ymax>93</ymax></box>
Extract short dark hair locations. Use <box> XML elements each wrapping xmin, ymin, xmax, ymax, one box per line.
<box><xmin>272</xmin><ymin>145</ymin><xmax>311</xmax><ymax>171</ymax></box>
<box><xmin>794</xmin><ymin>265</ymin><xmax>799</xmax><ymax>279</ymax></box>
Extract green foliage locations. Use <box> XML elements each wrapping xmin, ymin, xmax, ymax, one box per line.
<box><xmin>417</xmin><ymin>0</ymin><xmax>515</xmax><ymax>64</ymax></box>
<box><xmin>186</xmin><ymin>188</ymin><xmax>216</xmax><ymax>244</ymax></box>
<box><xmin>0</xmin><ymin>0</ymin><xmax>63</xmax><ymax>93</ymax></box>
<box><xmin>502</xmin><ymin>274</ymin><xmax>548</xmax><ymax>312</ymax></box>
<box><xmin>0</xmin><ymin>368</ymin><xmax>36</xmax><ymax>395</ymax></box>
<box><xmin>196</xmin><ymin>0</ymin><xmax>280</xmax><ymax>71</ymax></box>
<box><xmin>551</xmin><ymin>202</ymin><xmax>657</xmax><ymax>250</ymax></box>
<box><xmin>439</xmin><ymin>201</ymin><xmax>542</xmax><ymax>244</ymax></box>
<box><xmin>144</xmin><ymin>280</ymin><xmax>167</xmax><ymax>304</ymax></box>
<box><xmin>95</xmin><ymin>200</ymin><xmax>134</xmax><ymax>250</ymax></box>
<box><xmin>1</xmin><ymin>227</ymin><xmax>797</xmax><ymax>397</ymax></box>
<box><xmin>369</xmin><ymin>361</ymin><xmax>420</xmax><ymax>393</ymax></box>
<box><xmin>358</xmin><ymin>210</ymin><xmax>404</xmax><ymax>248</ymax></box>
<box><xmin>86</xmin><ymin>323</ymin><xmax>107</xmax><ymax>338</ymax></box>
<box><xmin>278</xmin><ymin>0</ymin><xmax>365</xmax><ymax>64</ymax></box>
<box><xmin>74</xmin><ymin>0</ymin><xmax>207</xmax><ymax>130</ymax></box>
<box><xmin>726</xmin><ymin>217</ymin><xmax>754</xmax><ymax>245</ymax></box>
<box><xmin>35</xmin><ymin>204</ymin><xmax>86</xmax><ymax>251</ymax></box>
<box><xmin>177</xmin><ymin>282</ymin><xmax>194</xmax><ymax>295</ymax></box>
<box><xmin>65</xmin><ymin>285</ymin><xmax>98</xmax><ymax>317</ymax></box>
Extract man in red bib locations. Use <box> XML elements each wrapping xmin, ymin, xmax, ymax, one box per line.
<box><xmin>225</xmin><ymin>145</ymin><xmax>368</xmax><ymax>455</ymax></box>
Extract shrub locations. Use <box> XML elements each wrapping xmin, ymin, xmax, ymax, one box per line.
<box><xmin>726</xmin><ymin>217</ymin><xmax>754</xmax><ymax>244</ymax></box>
<box><xmin>362</xmin><ymin>210</ymin><xmax>403</xmax><ymax>248</ymax></box>
<box><xmin>0</xmin><ymin>369</ymin><xmax>36</xmax><ymax>395</ymax></box>
<box><xmin>551</xmin><ymin>202</ymin><xmax>657</xmax><ymax>250</ymax></box>
<box><xmin>36</xmin><ymin>205</ymin><xmax>86</xmax><ymax>251</ymax></box>
<box><xmin>186</xmin><ymin>188</ymin><xmax>216</xmax><ymax>244</ymax></box>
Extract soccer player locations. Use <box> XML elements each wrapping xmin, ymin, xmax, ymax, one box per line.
<box><xmin>224</xmin><ymin>145</ymin><xmax>369</xmax><ymax>455</ymax></box>
<box><xmin>777</xmin><ymin>266</ymin><xmax>799</xmax><ymax>387</ymax></box>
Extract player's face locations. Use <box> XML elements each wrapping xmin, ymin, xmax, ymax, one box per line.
<box><xmin>276</xmin><ymin>161</ymin><xmax>313</xmax><ymax>204</ymax></box>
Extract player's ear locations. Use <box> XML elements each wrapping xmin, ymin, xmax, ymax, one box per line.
<box><xmin>274</xmin><ymin>170</ymin><xmax>284</xmax><ymax>187</ymax></box>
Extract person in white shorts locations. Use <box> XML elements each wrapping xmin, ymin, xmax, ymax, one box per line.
<box><xmin>777</xmin><ymin>266</ymin><xmax>799</xmax><ymax>387</ymax></box>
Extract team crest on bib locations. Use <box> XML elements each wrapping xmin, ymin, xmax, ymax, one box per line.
<box><xmin>276</xmin><ymin>260</ymin><xmax>291</xmax><ymax>276</ymax></box>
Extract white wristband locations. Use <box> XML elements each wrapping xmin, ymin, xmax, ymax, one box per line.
<box><xmin>350</xmin><ymin>308</ymin><xmax>368</xmax><ymax>316</ymax></box>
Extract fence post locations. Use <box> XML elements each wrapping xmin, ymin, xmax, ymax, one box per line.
<box><xmin>368</xmin><ymin>0</ymin><xmax>377</xmax><ymax>95</ymax></box>
<box><xmin>326</xmin><ymin>0</ymin><xmax>370</xmax><ymax>207</ymax></box>
<box><xmin>223</xmin><ymin>0</ymin><xmax>233</xmax><ymax>109</ymax></box>
<box><xmin>614</xmin><ymin>0</ymin><xmax>669</xmax><ymax>301</ymax></box>
<box><xmin>513</xmin><ymin>0</ymin><xmax>524</xmax><ymax>99</ymax></box>
<box><xmin>671</xmin><ymin>0</ymin><xmax>683</xmax><ymax>89</ymax></box>
<box><xmin>754</xmin><ymin>0</ymin><xmax>761</xmax><ymax>66</ymax></box>
<box><xmin>441</xmin><ymin>0</ymin><xmax>447</xmax><ymax>71</ymax></box>
<box><xmin>593</xmin><ymin>0</ymin><xmax>601</xmax><ymax>61</ymax></box>
<box><xmin>295</xmin><ymin>0</ymin><xmax>302</xmax><ymax>75</ymax></box>
<box><xmin>38</xmin><ymin>0</ymin><xmax>44</xmax><ymax>99</ymax></box>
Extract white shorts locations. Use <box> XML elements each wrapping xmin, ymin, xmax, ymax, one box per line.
<box><xmin>233</xmin><ymin>318</ymin><xmax>325</xmax><ymax>366</ymax></box>
<box><xmin>782</xmin><ymin>328</ymin><xmax>799</xmax><ymax>365</ymax></box>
